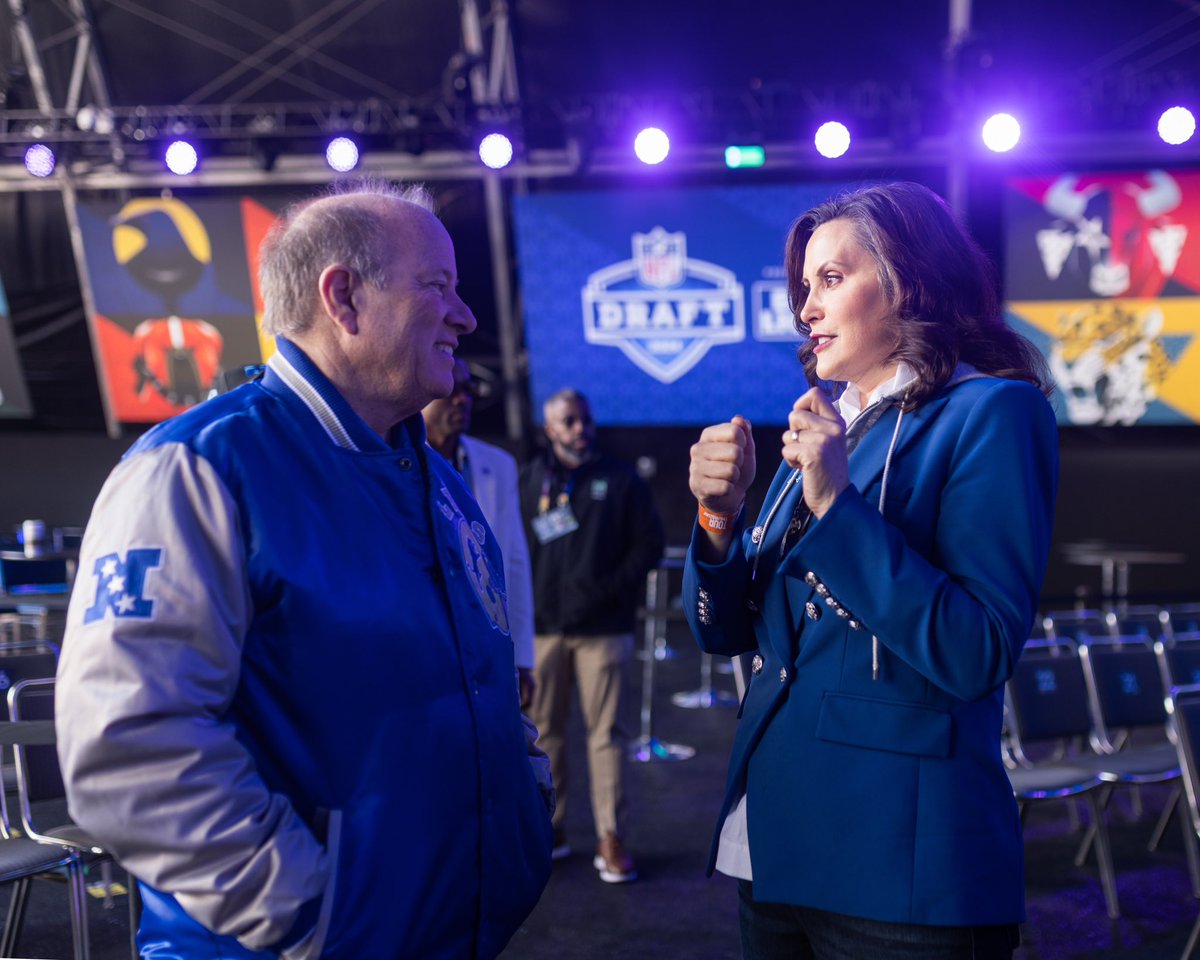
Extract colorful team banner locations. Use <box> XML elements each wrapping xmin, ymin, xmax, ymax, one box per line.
<box><xmin>0</xmin><ymin>275</ymin><xmax>34</xmax><ymax>419</ymax></box>
<box><xmin>512</xmin><ymin>184</ymin><xmax>853</xmax><ymax>425</ymax></box>
<box><xmin>77</xmin><ymin>196</ymin><xmax>280</xmax><ymax>424</ymax></box>
<box><xmin>1005</xmin><ymin>170</ymin><xmax>1200</xmax><ymax>425</ymax></box>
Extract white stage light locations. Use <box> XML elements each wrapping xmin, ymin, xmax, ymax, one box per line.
<box><xmin>981</xmin><ymin>113</ymin><xmax>1021</xmax><ymax>153</ymax></box>
<box><xmin>634</xmin><ymin>127</ymin><xmax>670</xmax><ymax>165</ymax></box>
<box><xmin>814</xmin><ymin>122</ymin><xmax>850</xmax><ymax>159</ymax></box>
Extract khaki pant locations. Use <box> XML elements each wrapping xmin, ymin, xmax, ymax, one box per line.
<box><xmin>530</xmin><ymin>631</ymin><xmax>633</xmax><ymax>839</ymax></box>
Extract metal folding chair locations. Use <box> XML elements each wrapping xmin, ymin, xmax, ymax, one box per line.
<box><xmin>1005</xmin><ymin>639</ymin><xmax>1122</xmax><ymax>917</ymax></box>
<box><xmin>1165</xmin><ymin>684</ymin><xmax>1200</xmax><ymax>958</ymax></box>
<box><xmin>1078</xmin><ymin>636</ymin><xmax>1200</xmax><ymax>893</ymax></box>
<box><xmin>0</xmin><ymin>718</ymin><xmax>91</xmax><ymax>959</ymax></box>
<box><xmin>9</xmin><ymin>678</ymin><xmax>141</xmax><ymax>959</ymax></box>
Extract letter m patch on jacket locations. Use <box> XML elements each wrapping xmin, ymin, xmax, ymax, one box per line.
<box><xmin>83</xmin><ymin>549</ymin><xmax>163</xmax><ymax>623</ymax></box>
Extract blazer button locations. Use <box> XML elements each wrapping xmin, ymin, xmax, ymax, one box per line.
<box><xmin>751</xmin><ymin>526</ymin><xmax>765</xmax><ymax>545</ymax></box>
<box><xmin>814</xmin><ymin>583</ymin><xmax>830</xmax><ymax>597</ymax></box>
<box><xmin>804</xmin><ymin>571</ymin><xmax>818</xmax><ymax>586</ymax></box>
<box><xmin>751</xmin><ymin>654</ymin><xmax>763</xmax><ymax>675</ymax></box>
<box><xmin>779</xmin><ymin>667</ymin><xmax>788</xmax><ymax>683</ymax></box>
<box><xmin>805</xmin><ymin>601</ymin><xmax>821</xmax><ymax>621</ymax></box>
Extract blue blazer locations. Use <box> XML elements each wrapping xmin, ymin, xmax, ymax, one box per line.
<box><xmin>684</xmin><ymin>375</ymin><xmax>1058</xmax><ymax>926</ymax></box>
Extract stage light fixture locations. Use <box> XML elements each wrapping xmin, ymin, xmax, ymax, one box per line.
<box><xmin>814</xmin><ymin>122</ymin><xmax>850</xmax><ymax>159</ymax></box>
<box><xmin>724</xmin><ymin>145</ymin><xmax>765</xmax><ymax>168</ymax></box>
<box><xmin>981</xmin><ymin>113</ymin><xmax>1020</xmax><ymax>153</ymax></box>
<box><xmin>325</xmin><ymin>136</ymin><xmax>360</xmax><ymax>173</ymax></box>
<box><xmin>165</xmin><ymin>139</ymin><xmax>199</xmax><ymax>175</ymax></box>
<box><xmin>634</xmin><ymin>127</ymin><xmax>670</xmax><ymax>165</ymax></box>
<box><xmin>478</xmin><ymin>132</ymin><xmax>514</xmax><ymax>170</ymax></box>
<box><xmin>1158</xmin><ymin>106</ymin><xmax>1196</xmax><ymax>145</ymax></box>
<box><xmin>23</xmin><ymin>143</ymin><xmax>56</xmax><ymax>178</ymax></box>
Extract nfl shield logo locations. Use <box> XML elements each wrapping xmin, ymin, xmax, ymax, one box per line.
<box><xmin>633</xmin><ymin>227</ymin><xmax>686</xmax><ymax>288</ymax></box>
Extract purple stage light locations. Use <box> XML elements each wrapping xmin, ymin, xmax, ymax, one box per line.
<box><xmin>165</xmin><ymin>140</ymin><xmax>199</xmax><ymax>175</ymax></box>
<box><xmin>981</xmin><ymin>113</ymin><xmax>1020</xmax><ymax>153</ymax></box>
<box><xmin>325</xmin><ymin>136</ymin><xmax>360</xmax><ymax>172</ymax></box>
<box><xmin>478</xmin><ymin>132</ymin><xmax>514</xmax><ymax>170</ymax></box>
<box><xmin>23</xmin><ymin>143</ymin><xmax>56</xmax><ymax>178</ymax></box>
<box><xmin>814</xmin><ymin>122</ymin><xmax>850</xmax><ymax>159</ymax></box>
<box><xmin>1158</xmin><ymin>106</ymin><xmax>1196</xmax><ymax>145</ymax></box>
<box><xmin>634</xmin><ymin>127</ymin><xmax>670</xmax><ymax>165</ymax></box>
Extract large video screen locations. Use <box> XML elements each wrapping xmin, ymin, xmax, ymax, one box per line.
<box><xmin>1005</xmin><ymin>169</ymin><xmax>1200</xmax><ymax>426</ymax></box>
<box><xmin>513</xmin><ymin>184</ymin><xmax>852</xmax><ymax>425</ymax></box>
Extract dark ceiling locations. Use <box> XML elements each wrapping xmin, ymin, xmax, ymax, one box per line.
<box><xmin>1</xmin><ymin>0</ymin><xmax>1198</xmax><ymax>433</ymax></box>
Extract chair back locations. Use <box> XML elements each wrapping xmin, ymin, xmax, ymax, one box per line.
<box><xmin>1006</xmin><ymin>639</ymin><xmax>1094</xmax><ymax>762</ymax></box>
<box><xmin>1156</xmin><ymin>632</ymin><xmax>1200</xmax><ymax>692</ymax></box>
<box><xmin>0</xmin><ymin>642</ymin><xmax>58</xmax><ymax>721</ymax></box>
<box><xmin>1042</xmin><ymin>609</ymin><xmax>1113</xmax><ymax>643</ymax></box>
<box><xmin>1167</xmin><ymin>604</ymin><xmax>1200</xmax><ymax>639</ymax></box>
<box><xmin>8</xmin><ymin>679</ymin><xmax>67</xmax><ymax>821</ymax></box>
<box><xmin>1108</xmin><ymin>604</ymin><xmax>1170</xmax><ymax>641</ymax></box>
<box><xmin>1168</xmin><ymin>685</ymin><xmax>1200</xmax><ymax>841</ymax></box>
<box><xmin>1078</xmin><ymin>636</ymin><xmax>1169</xmax><ymax>753</ymax></box>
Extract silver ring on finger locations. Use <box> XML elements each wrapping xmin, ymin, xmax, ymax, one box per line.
<box><xmin>789</xmin><ymin>430</ymin><xmax>799</xmax><ymax>442</ymax></box>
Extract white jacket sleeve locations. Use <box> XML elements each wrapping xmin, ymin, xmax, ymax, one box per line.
<box><xmin>494</xmin><ymin>454</ymin><xmax>536</xmax><ymax>671</ymax></box>
<box><xmin>56</xmin><ymin>442</ymin><xmax>329</xmax><ymax>952</ymax></box>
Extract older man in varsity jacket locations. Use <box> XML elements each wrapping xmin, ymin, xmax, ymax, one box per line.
<box><xmin>56</xmin><ymin>180</ymin><xmax>554</xmax><ymax>959</ymax></box>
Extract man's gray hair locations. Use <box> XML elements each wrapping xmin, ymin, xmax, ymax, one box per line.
<box><xmin>259</xmin><ymin>178</ymin><xmax>436</xmax><ymax>338</ymax></box>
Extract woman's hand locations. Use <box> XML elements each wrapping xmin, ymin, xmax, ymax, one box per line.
<box><xmin>782</xmin><ymin>387</ymin><xmax>849</xmax><ymax>518</ymax></box>
<box><xmin>690</xmin><ymin>416</ymin><xmax>756</xmax><ymax>515</ymax></box>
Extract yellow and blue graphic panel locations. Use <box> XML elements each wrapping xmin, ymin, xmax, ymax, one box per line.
<box><xmin>1005</xmin><ymin>170</ymin><xmax>1200</xmax><ymax>425</ymax></box>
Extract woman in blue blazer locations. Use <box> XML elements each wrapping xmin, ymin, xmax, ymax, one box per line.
<box><xmin>685</xmin><ymin>182</ymin><xmax>1057</xmax><ymax>959</ymax></box>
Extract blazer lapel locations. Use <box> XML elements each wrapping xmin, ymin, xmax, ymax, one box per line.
<box><xmin>846</xmin><ymin>394</ymin><xmax>950</xmax><ymax>498</ymax></box>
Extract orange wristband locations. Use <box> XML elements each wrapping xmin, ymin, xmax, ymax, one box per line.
<box><xmin>698</xmin><ymin>503</ymin><xmax>742</xmax><ymax>534</ymax></box>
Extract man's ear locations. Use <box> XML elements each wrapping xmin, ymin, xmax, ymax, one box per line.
<box><xmin>318</xmin><ymin>264</ymin><xmax>359</xmax><ymax>335</ymax></box>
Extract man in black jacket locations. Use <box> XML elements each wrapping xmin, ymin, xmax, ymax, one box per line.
<box><xmin>520</xmin><ymin>388</ymin><xmax>664</xmax><ymax>883</ymax></box>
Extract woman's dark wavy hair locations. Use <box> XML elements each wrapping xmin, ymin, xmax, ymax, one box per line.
<box><xmin>785</xmin><ymin>181</ymin><xmax>1051</xmax><ymax>408</ymax></box>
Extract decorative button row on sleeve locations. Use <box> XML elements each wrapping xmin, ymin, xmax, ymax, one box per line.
<box><xmin>803</xmin><ymin>571</ymin><xmax>864</xmax><ymax>630</ymax></box>
<box><xmin>697</xmin><ymin>587</ymin><xmax>713</xmax><ymax>625</ymax></box>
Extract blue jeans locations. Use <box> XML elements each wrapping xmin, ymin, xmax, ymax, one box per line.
<box><xmin>738</xmin><ymin>880</ymin><xmax>1020</xmax><ymax>960</ymax></box>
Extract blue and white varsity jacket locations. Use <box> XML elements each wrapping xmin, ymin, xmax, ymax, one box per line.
<box><xmin>56</xmin><ymin>338</ymin><xmax>554</xmax><ymax>959</ymax></box>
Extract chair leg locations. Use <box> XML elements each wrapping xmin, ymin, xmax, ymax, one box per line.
<box><xmin>1074</xmin><ymin>821</ymin><xmax>1097</xmax><ymax>867</ymax></box>
<box><xmin>1183</xmin><ymin>907</ymin><xmax>1200</xmax><ymax>960</ymax></box>
<box><xmin>1</xmin><ymin>877</ymin><xmax>32</xmax><ymax>958</ymax></box>
<box><xmin>1086</xmin><ymin>791</ymin><xmax>1121</xmax><ymax>920</ymax></box>
<box><xmin>66</xmin><ymin>858</ymin><xmax>91</xmax><ymax>960</ymax></box>
<box><xmin>99</xmin><ymin>861</ymin><xmax>115</xmax><ymax>909</ymax></box>
<box><xmin>127</xmin><ymin>874</ymin><xmax>141</xmax><ymax>960</ymax></box>
<box><xmin>1151</xmin><ymin>785</ymin><xmax>1181</xmax><ymax>852</ymax></box>
<box><xmin>1181</xmin><ymin>811</ymin><xmax>1200</xmax><ymax>900</ymax></box>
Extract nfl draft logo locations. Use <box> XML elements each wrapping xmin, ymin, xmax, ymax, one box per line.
<box><xmin>581</xmin><ymin>227</ymin><xmax>744</xmax><ymax>383</ymax></box>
